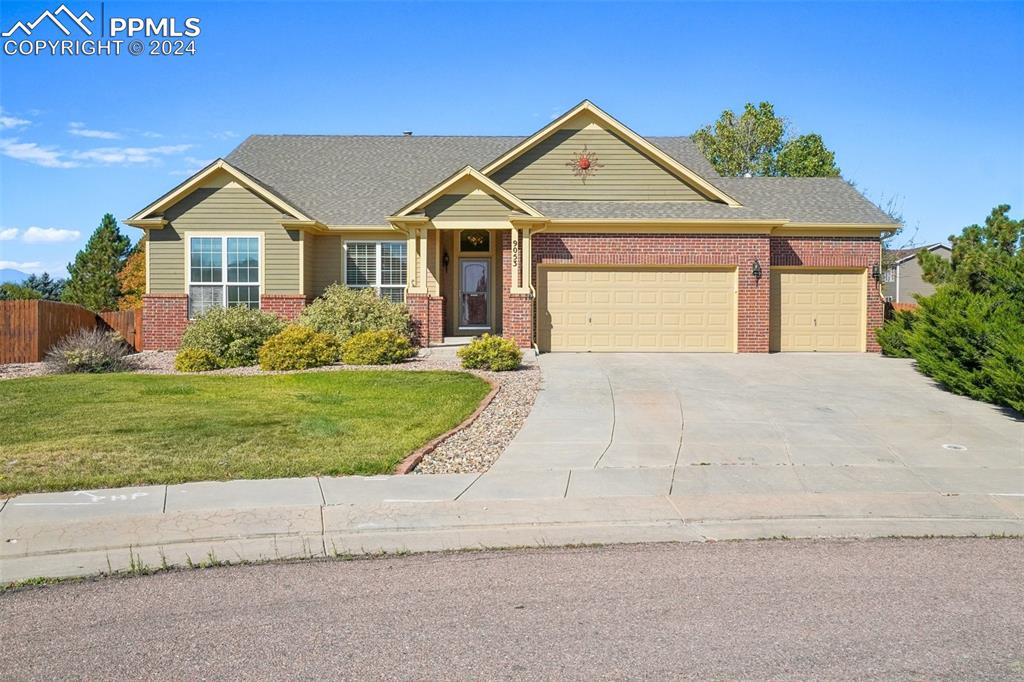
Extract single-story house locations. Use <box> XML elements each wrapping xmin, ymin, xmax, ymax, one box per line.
<box><xmin>128</xmin><ymin>101</ymin><xmax>897</xmax><ymax>353</ymax></box>
<box><xmin>882</xmin><ymin>243</ymin><xmax>951</xmax><ymax>303</ymax></box>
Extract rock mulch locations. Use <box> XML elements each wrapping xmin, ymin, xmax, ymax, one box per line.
<box><xmin>0</xmin><ymin>349</ymin><xmax>541</xmax><ymax>475</ymax></box>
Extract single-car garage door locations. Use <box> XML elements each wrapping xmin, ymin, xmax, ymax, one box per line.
<box><xmin>538</xmin><ymin>266</ymin><xmax>736</xmax><ymax>352</ymax></box>
<box><xmin>770</xmin><ymin>268</ymin><xmax>866</xmax><ymax>352</ymax></box>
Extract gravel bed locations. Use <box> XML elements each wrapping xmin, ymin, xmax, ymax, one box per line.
<box><xmin>0</xmin><ymin>349</ymin><xmax>542</xmax><ymax>474</ymax></box>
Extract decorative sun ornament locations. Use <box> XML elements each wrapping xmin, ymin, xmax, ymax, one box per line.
<box><xmin>566</xmin><ymin>145</ymin><xmax>603</xmax><ymax>182</ymax></box>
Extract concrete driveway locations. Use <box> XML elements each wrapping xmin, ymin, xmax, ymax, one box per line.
<box><xmin>473</xmin><ymin>354</ymin><xmax>1023</xmax><ymax>500</ymax></box>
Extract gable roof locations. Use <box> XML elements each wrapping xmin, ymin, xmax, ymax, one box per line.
<box><xmin>479</xmin><ymin>100</ymin><xmax>740</xmax><ymax>207</ymax></box>
<box><xmin>128</xmin><ymin>159</ymin><xmax>317</xmax><ymax>225</ymax></box>
<box><xmin>890</xmin><ymin>243</ymin><xmax>951</xmax><ymax>265</ymax></box>
<box><xmin>393</xmin><ymin>166</ymin><xmax>543</xmax><ymax>219</ymax></box>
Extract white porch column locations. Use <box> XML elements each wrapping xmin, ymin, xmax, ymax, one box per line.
<box><xmin>521</xmin><ymin>226</ymin><xmax>532</xmax><ymax>293</ymax></box>
<box><xmin>417</xmin><ymin>227</ymin><xmax>429</xmax><ymax>294</ymax></box>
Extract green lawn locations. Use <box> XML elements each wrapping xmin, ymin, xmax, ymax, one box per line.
<box><xmin>0</xmin><ymin>370</ymin><xmax>491</xmax><ymax>496</ymax></box>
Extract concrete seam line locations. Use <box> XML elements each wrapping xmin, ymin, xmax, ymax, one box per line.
<box><xmin>394</xmin><ymin>377</ymin><xmax>501</xmax><ymax>475</ymax></box>
<box><xmin>453</xmin><ymin>473</ymin><xmax>482</xmax><ymax>501</ymax></box>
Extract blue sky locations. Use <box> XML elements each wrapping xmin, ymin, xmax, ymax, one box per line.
<box><xmin>1</xmin><ymin>1</ymin><xmax>1021</xmax><ymax>278</ymax></box>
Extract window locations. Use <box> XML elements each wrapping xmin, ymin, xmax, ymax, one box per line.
<box><xmin>345</xmin><ymin>241</ymin><xmax>407</xmax><ymax>302</ymax></box>
<box><xmin>459</xmin><ymin>229</ymin><xmax>489</xmax><ymax>252</ymax></box>
<box><xmin>188</xmin><ymin>236</ymin><xmax>260</xmax><ymax>318</ymax></box>
<box><xmin>883</xmin><ymin>267</ymin><xmax>896</xmax><ymax>283</ymax></box>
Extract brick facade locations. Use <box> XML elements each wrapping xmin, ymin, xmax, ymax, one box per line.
<box><xmin>142</xmin><ymin>294</ymin><xmax>188</xmax><ymax>350</ymax></box>
<box><xmin>407</xmin><ymin>293</ymin><xmax>444</xmax><ymax>346</ymax></box>
<box><xmin>500</xmin><ymin>232</ymin><xmax>534</xmax><ymax>347</ymax></box>
<box><xmin>770</xmin><ymin>236</ymin><xmax>883</xmax><ymax>352</ymax></box>
<box><xmin>532</xmin><ymin>232</ymin><xmax>772</xmax><ymax>352</ymax></box>
<box><xmin>260</xmin><ymin>294</ymin><xmax>307</xmax><ymax>322</ymax></box>
<box><xmin>527</xmin><ymin>232</ymin><xmax>882</xmax><ymax>353</ymax></box>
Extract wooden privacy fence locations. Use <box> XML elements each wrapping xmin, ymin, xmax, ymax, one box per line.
<box><xmin>0</xmin><ymin>300</ymin><xmax>143</xmax><ymax>363</ymax></box>
<box><xmin>884</xmin><ymin>300</ymin><xmax>919</xmax><ymax>320</ymax></box>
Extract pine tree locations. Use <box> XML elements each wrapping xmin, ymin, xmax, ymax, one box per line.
<box><xmin>22</xmin><ymin>272</ymin><xmax>67</xmax><ymax>301</ymax></box>
<box><xmin>62</xmin><ymin>213</ymin><xmax>131</xmax><ymax>312</ymax></box>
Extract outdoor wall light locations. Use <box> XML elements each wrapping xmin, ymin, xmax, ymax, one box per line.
<box><xmin>443</xmin><ymin>251</ymin><xmax>450</xmax><ymax>271</ymax></box>
<box><xmin>752</xmin><ymin>259</ymin><xmax>763</xmax><ymax>280</ymax></box>
<box><xmin>871</xmin><ymin>263</ymin><xmax>881</xmax><ymax>281</ymax></box>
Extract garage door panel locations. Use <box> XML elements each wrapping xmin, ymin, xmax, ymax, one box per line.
<box><xmin>771</xmin><ymin>269</ymin><xmax>865</xmax><ymax>352</ymax></box>
<box><xmin>539</xmin><ymin>266</ymin><xmax>737</xmax><ymax>352</ymax></box>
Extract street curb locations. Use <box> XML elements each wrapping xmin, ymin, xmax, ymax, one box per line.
<box><xmin>394</xmin><ymin>377</ymin><xmax>501</xmax><ymax>474</ymax></box>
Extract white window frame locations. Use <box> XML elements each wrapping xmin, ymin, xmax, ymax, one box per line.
<box><xmin>186</xmin><ymin>233</ymin><xmax>263</xmax><ymax>319</ymax></box>
<box><xmin>883</xmin><ymin>267</ymin><xmax>896</xmax><ymax>283</ymax></box>
<box><xmin>343</xmin><ymin>240</ymin><xmax>407</xmax><ymax>302</ymax></box>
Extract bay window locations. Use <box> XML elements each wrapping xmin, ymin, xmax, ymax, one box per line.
<box><xmin>188</xmin><ymin>235</ymin><xmax>261</xmax><ymax>318</ymax></box>
<box><xmin>345</xmin><ymin>241</ymin><xmax>407</xmax><ymax>302</ymax></box>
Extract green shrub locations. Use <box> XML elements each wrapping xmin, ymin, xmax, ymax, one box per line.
<box><xmin>45</xmin><ymin>328</ymin><xmax>130</xmax><ymax>373</ymax></box>
<box><xmin>179</xmin><ymin>306</ymin><xmax>284</xmax><ymax>368</ymax></box>
<box><xmin>457</xmin><ymin>334</ymin><xmax>522</xmax><ymax>371</ymax></box>
<box><xmin>174</xmin><ymin>348</ymin><xmax>221</xmax><ymax>373</ymax></box>
<box><xmin>876</xmin><ymin>309</ymin><xmax>916</xmax><ymax>358</ymax></box>
<box><xmin>906</xmin><ymin>286</ymin><xmax>1005</xmax><ymax>406</ymax></box>
<box><xmin>341</xmin><ymin>330</ymin><xmax>416</xmax><ymax>365</ymax></box>
<box><xmin>259</xmin><ymin>325</ymin><xmax>342</xmax><ymax>371</ymax></box>
<box><xmin>299</xmin><ymin>285</ymin><xmax>412</xmax><ymax>344</ymax></box>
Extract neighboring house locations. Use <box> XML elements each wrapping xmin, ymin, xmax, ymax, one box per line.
<box><xmin>128</xmin><ymin>101</ymin><xmax>897</xmax><ymax>353</ymax></box>
<box><xmin>882</xmin><ymin>244</ymin><xmax>952</xmax><ymax>303</ymax></box>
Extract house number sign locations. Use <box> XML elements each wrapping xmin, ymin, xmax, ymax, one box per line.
<box><xmin>512</xmin><ymin>236</ymin><xmax>519</xmax><ymax>268</ymax></box>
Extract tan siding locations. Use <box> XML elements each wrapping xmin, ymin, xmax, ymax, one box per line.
<box><xmin>302</xmin><ymin>232</ymin><xmax>314</xmax><ymax>297</ymax></box>
<box><xmin>424</xmin><ymin>191</ymin><xmax>523</xmax><ymax>220</ymax></box>
<box><xmin>490</xmin><ymin>126</ymin><xmax>709</xmax><ymax>201</ymax></box>
<box><xmin>312</xmin><ymin>234</ymin><xmax>343</xmax><ymax>298</ymax></box>
<box><xmin>149</xmin><ymin>185</ymin><xmax>300</xmax><ymax>294</ymax></box>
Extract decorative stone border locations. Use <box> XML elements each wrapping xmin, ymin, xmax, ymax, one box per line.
<box><xmin>394</xmin><ymin>377</ymin><xmax>500</xmax><ymax>474</ymax></box>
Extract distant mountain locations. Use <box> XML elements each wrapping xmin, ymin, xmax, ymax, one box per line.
<box><xmin>0</xmin><ymin>268</ymin><xmax>29</xmax><ymax>283</ymax></box>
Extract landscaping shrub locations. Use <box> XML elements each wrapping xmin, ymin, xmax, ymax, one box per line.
<box><xmin>179</xmin><ymin>305</ymin><xmax>284</xmax><ymax>368</ymax></box>
<box><xmin>174</xmin><ymin>348</ymin><xmax>221</xmax><ymax>373</ymax></box>
<box><xmin>259</xmin><ymin>325</ymin><xmax>342</xmax><ymax>371</ymax></box>
<box><xmin>299</xmin><ymin>285</ymin><xmax>412</xmax><ymax>344</ymax></box>
<box><xmin>45</xmin><ymin>328</ymin><xmax>130</xmax><ymax>374</ymax></box>
<box><xmin>341</xmin><ymin>329</ymin><xmax>416</xmax><ymax>365</ymax></box>
<box><xmin>895</xmin><ymin>205</ymin><xmax>1024</xmax><ymax>414</ymax></box>
<box><xmin>457</xmin><ymin>334</ymin><xmax>522</xmax><ymax>371</ymax></box>
<box><xmin>875</xmin><ymin>308</ymin><xmax>916</xmax><ymax>358</ymax></box>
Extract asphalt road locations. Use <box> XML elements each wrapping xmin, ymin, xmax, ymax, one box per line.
<box><xmin>2</xmin><ymin>538</ymin><xmax>1022</xmax><ymax>680</ymax></box>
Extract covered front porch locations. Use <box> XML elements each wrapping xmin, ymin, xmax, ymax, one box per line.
<box><xmin>392</xmin><ymin>222</ymin><xmax>539</xmax><ymax>348</ymax></box>
<box><xmin>388</xmin><ymin>167</ymin><xmax>547</xmax><ymax>348</ymax></box>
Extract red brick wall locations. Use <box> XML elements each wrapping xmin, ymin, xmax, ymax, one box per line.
<box><xmin>770</xmin><ymin>236</ymin><xmax>883</xmax><ymax>351</ymax></box>
<box><xmin>260</xmin><ymin>294</ymin><xmax>306</xmax><ymax>322</ymax></box>
<box><xmin>142</xmin><ymin>294</ymin><xmax>188</xmax><ymax>350</ymax></box>
<box><xmin>407</xmin><ymin>294</ymin><xmax>444</xmax><ymax>346</ymax></box>
<box><xmin>501</xmin><ymin>232</ymin><xmax>534</xmax><ymax>347</ymax></box>
<box><xmin>532</xmin><ymin>233</ymin><xmax>772</xmax><ymax>352</ymax></box>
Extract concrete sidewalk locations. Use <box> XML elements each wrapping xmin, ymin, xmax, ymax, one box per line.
<box><xmin>2</xmin><ymin>473</ymin><xmax>1021</xmax><ymax>583</ymax></box>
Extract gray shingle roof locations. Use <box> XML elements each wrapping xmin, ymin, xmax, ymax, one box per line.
<box><xmin>224</xmin><ymin>135</ymin><xmax>891</xmax><ymax>226</ymax></box>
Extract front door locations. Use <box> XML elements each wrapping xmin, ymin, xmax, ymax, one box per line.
<box><xmin>460</xmin><ymin>259</ymin><xmax>490</xmax><ymax>329</ymax></box>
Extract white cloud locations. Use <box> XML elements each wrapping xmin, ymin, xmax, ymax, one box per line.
<box><xmin>22</xmin><ymin>227</ymin><xmax>81</xmax><ymax>243</ymax></box>
<box><xmin>0</xmin><ymin>138</ymin><xmax>78</xmax><ymax>168</ymax></box>
<box><xmin>210</xmin><ymin>130</ymin><xmax>239</xmax><ymax>140</ymax></box>
<box><xmin>0</xmin><ymin>107</ymin><xmax>30</xmax><ymax>130</ymax></box>
<box><xmin>0</xmin><ymin>260</ymin><xmax>43</xmax><ymax>271</ymax></box>
<box><xmin>68</xmin><ymin>121</ymin><xmax>121</xmax><ymax>140</ymax></box>
<box><xmin>0</xmin><ymin>137</ymin><xmax>192</xmax><ymax>168</ymax></box>
<box><xmin>72</xmin><ymin>144</ymin><xmax>191</xmax><ymax>164</ymax></box>
<box><xmin>0</xmin><ymin>228</ymin><xmax>18</xmax><ymax>241</ymax></box>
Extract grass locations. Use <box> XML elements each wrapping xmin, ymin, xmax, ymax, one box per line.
<box><xmin>0</xmin><ymin>370</ymin><xmax>491</xmax><ymax>496</ymax></box>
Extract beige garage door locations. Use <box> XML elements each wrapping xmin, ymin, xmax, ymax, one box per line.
<box><xmin>538</xmin><ymin>266</ymin><xmax>736</xmax><ymax>352</ymax></box>
<box><xmin>771</xmin><ymin>269</ymin><xmax>866</xmax><ymax>352</ymax></box>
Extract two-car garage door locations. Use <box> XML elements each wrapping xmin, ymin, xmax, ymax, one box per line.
<box><xmin>537</xmin><ymin>265</ymin><xmax>867</xmax><ymax>353</ymax></box>
<box><xmin>538</xmin><ymin>266</ymin><xmax>736</xmax><ymax>352</ymax></box>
